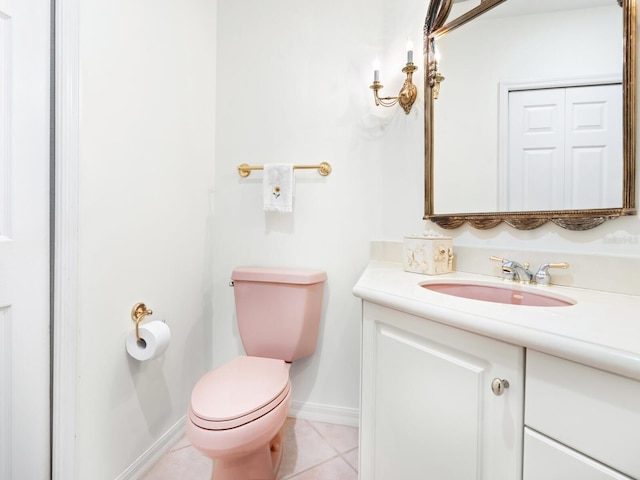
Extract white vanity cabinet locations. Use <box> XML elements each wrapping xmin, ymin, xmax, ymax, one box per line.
<box><xmin>360</xmin><ymin>302</ymin><xmax>525</xmax><ymax>480</ymax></box>
<box><xmin>523</xmin><ymin>350</ymin><xmax>640</xmax><ymax>480</ymax></box>
<box><xmin>354</xmin><ymin>262</ymin><xmax>640</xmax><ymax>480</ymax></box>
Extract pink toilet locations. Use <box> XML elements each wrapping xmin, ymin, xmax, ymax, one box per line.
<box><xmin>186</xmin><ymin>266</ymin><xmax>327</xmax><ymax>480</ymax></box>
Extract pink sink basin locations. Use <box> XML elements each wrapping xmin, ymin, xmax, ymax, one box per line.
<box><xmin>421</xmin><ymin>282</ymin><xmax>575</xmax><ymax>307</ymax></box>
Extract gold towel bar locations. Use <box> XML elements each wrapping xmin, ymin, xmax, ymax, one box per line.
<box><xmin>237</xmin><ymin>162</ymin><xmax>332</xmax><ymax>178</ymax></box>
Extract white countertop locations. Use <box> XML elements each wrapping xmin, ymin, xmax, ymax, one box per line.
<box><xmin>353</xmin><ymin>261</ymin><xmax>640</xmax><ymax>381</ymax></box>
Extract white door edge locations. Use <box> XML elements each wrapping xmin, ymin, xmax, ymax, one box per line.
<box><xmin>52</xmin><ymin>0</ymin><xmax>79</xmax><ymax>478</ymax></box>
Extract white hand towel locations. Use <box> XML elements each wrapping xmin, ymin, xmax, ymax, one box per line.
<box><xmin>263</xmin><ymin>163</ymin><xmax>294</xmax><ymax>212</ymax></box>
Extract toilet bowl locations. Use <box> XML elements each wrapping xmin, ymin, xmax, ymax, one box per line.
<box><xmin>186</xmin><ymin>267</ymin><xmax>326</xmax><ymax>480</ymax></box>
<box><xmin>187</xmin><ymin>356</ymin><xmax>291</xmax><ymax>479</ymax></box>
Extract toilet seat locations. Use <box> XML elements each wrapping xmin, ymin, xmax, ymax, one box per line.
<box><xmin>189</xmin><ymin>355</ymin><xmax>290</xmax><ymax>430</ymax></box>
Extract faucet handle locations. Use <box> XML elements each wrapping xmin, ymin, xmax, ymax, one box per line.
<box><xmin>548</xmin><ymin>262</ymin><xmax>569</xmax><ymax>270</ymax></box>
<box><xmin>535</xmin><ymin>262</ymin><xmax>569</xmax><ymax>286</ymax></box>
<box><xmin>489</xmin><ymin>255</ymin><xmax>505</xmax><ymax>263</ymax></box>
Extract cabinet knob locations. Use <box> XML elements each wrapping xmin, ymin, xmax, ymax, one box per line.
<box><xmin>491</xmin><ymin>378</ymin><xmax>510</xmax><ymax>396</ymax></box>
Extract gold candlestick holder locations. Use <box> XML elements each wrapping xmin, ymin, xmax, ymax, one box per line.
<box><xmin>427</xmin><ymin>58</ymin><xmax>445</xmax><ymax>100</ymax></box>
<box><xmin>370</xmin><ymin>62</ymin><xmax>418</xmax><ymax>114</ymax></box>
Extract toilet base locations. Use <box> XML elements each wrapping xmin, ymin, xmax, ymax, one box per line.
<box><xmin>210</xmin><ymin>426</ymin><xmax>284</xmax><ymax>480</ymax></box>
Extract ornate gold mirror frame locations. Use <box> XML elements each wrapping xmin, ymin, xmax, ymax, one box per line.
<box><xmin>424</xmin><ymin>0</ymin><xmax>637</xmax><ymax>230</ymax></box>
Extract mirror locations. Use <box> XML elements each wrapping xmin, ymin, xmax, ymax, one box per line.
<box><xmin>424</xmin><ymin>0</ymin><xmax>636</xmax><ymax>230</ymax></box>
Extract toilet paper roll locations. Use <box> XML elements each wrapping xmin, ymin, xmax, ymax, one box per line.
<box><xmin>126</xmin><ymin>320</ymin><xmax>171</xmax><ymax>361</ymax></box>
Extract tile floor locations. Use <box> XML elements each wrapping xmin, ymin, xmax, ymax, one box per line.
<box><xmin>141</xmin><ymin>417</ymin><xmax>359</xmax><ymax>480</ymax></box>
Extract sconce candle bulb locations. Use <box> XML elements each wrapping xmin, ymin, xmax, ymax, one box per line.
<box><xmin>406</xmin><ymin>39</ymin><xmax>414</xmax><ymax>63</ymax></box>
<box><xmin>373</xmin><ymin>57</ymin><xmax>381</xmax><ymax>82</ymax></box>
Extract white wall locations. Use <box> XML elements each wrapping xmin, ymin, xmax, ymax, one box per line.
<box><xmin>74</xmin><ymin>1</ymin><xmax>216</xmax><ymax>478</ymax></box>
<box><xmin>212</xmin><ymin>0</ymin><xmax>428</xmax><ymax>422</ymax></box>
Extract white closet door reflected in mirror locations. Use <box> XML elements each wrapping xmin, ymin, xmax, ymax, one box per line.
<box><xmin>504</xmin><ymin>82</ymin><xmax>622</xmax><ymax>211</ymax></box>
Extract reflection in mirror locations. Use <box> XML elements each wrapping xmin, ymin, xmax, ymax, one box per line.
<box><xmin>424</xmin><ymin>0</ymin><xmax>636</xmax><ymax>230</ymax></box>
<box><xmin>450</xmin><ymin>0</ymin><xmax>483</xmax><ymax>19</ymax></box>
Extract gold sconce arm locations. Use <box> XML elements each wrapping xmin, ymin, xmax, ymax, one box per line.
<box><xmin>370</xmin><ymin>63</ymin><xmax>418</xmax><ymax>114</ymax></box>
<box><xmin>431</xmin><ymin>71</ymin><xmax>445</xmax><ymax>100</ymax></box>
<box><xmin>427</xmin><ymin>59</ymin><xmax>445</xmax><ymax>100</ymax></box>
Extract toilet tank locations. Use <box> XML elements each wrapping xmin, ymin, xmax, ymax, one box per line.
<box><xmin>231</xmin><ymin>267</ymin><xmax>327</xmax><ymax>362</ymax></box>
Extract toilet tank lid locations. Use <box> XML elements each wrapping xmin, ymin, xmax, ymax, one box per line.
<box><xmin>232</xmin><ymin>266</ymin><xmax>327</xmax><ymax>285</ymax></box>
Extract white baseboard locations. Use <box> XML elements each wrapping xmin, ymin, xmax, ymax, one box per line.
<box><xmin>289</xmin><ymin>401</ymin><xmax>359</xmax><ymax>427</ymax></box>
<box><xmin>116</xmin><ymin>415</ymin><xmax>186</xmax><ymax>480</ymax></box>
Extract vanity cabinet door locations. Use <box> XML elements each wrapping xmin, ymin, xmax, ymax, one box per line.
<box><xmin>360</xmin><ymin>302</ymin><xmax>524</xmax><ymax>480</ymax></box>
<box><xmin>523</xmin><ymin>428</ymin><xmax>633</xmax><ymax>480</ymax></box>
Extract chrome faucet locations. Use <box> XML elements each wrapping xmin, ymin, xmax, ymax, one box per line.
<box><xmin>490</xmin><ymin>256</ymin><xmax>569</xmax><ymax>285</ymax></box>
<box><xmin>501</xmin><ymin>259</ymin><xmax>533</xmax><ymax>283</ymax></box>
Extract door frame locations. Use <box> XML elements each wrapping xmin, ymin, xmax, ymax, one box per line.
<box><xmin>497</xmin><ymin>74</ymin><xmax>622</xmax><ymax>210</ymax></box>
<box><xmin>52</xmin><ymin>0</ymin><xmax>79</xmax><ymax>478</ymax></box>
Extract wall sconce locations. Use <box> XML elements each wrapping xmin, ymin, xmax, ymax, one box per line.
<box><xmin>427</xmin><ymin>41</ymin><xmax>445</xmax><ymax>100</ymax></box>
<box><xmin>369</xmin><ymin>41</ymin><xmax>418</xmax><ymax>114</ymax></box>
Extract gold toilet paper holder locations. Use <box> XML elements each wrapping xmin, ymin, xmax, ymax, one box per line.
<box><xmin>131</xmin><ymin>303</ymin><xmax>153</xmax><ymax>341</ymax></box>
